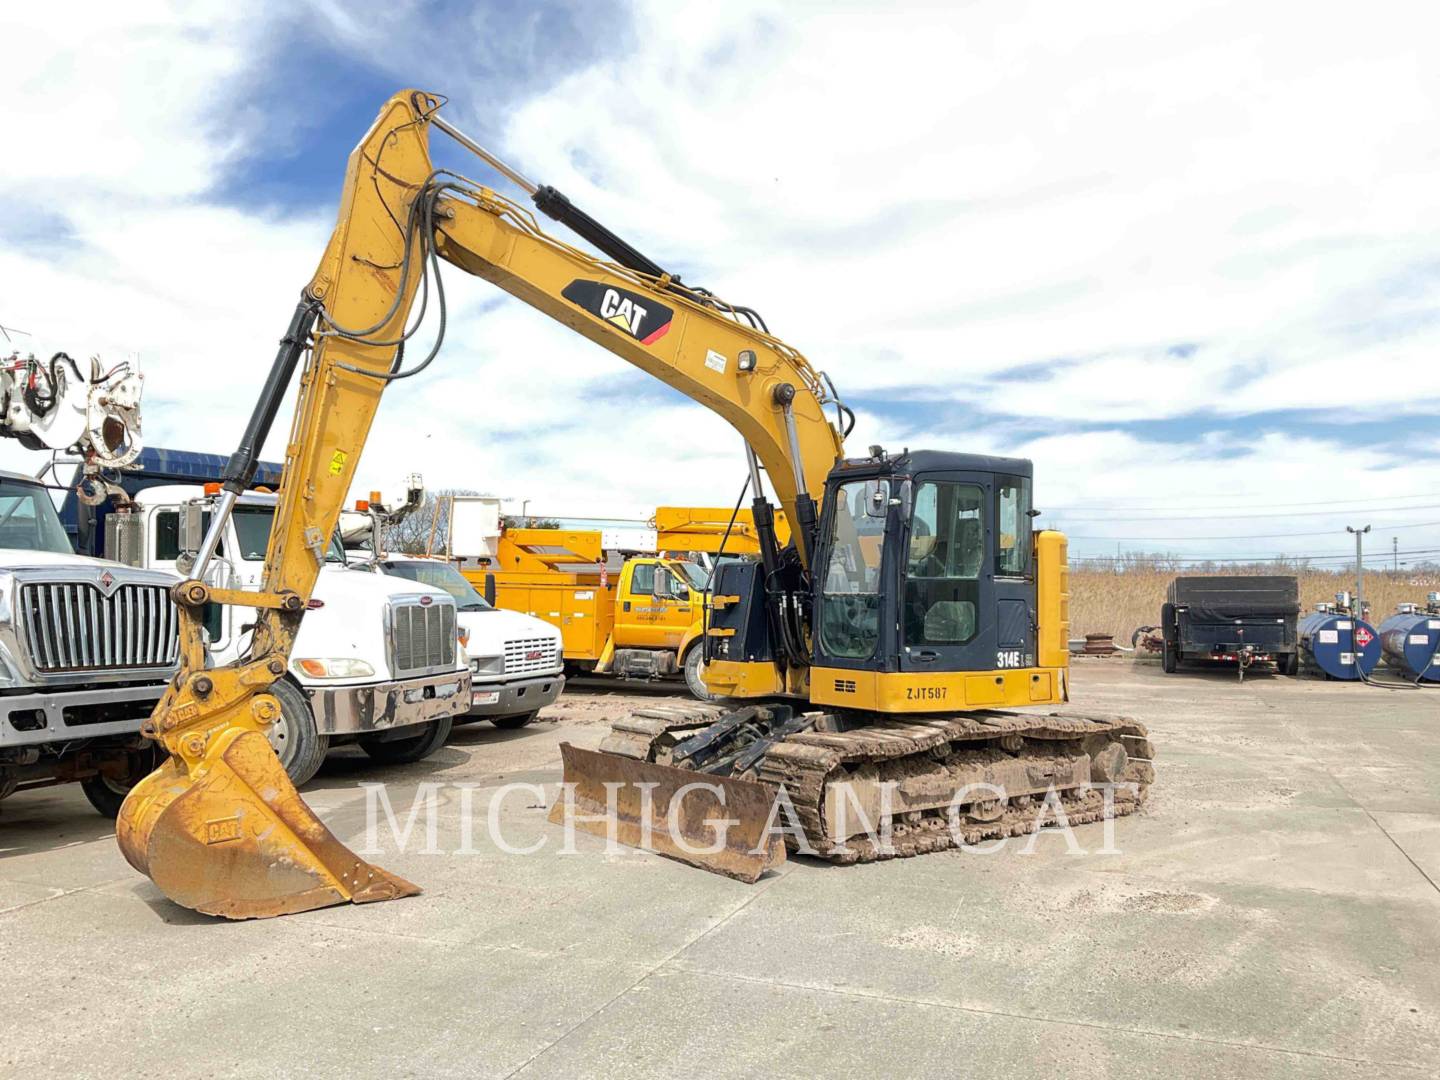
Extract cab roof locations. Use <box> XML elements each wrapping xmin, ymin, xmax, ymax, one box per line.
<box><xmin>833</xmin><ymin>449</ymin><xmax>1033</xmax><ymax>478</ymax></box>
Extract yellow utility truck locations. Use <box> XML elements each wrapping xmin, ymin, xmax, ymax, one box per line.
<box><xmin>466</xmin><ymin>507</ymin><xmax>787</xmax><ymax>698</ymax></box>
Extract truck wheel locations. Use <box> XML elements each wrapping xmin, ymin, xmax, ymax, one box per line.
<box><xmin>1161</xmin><ymin>644</ymin><xmax>1177</xmax><ymax>674</ymax></box>
<box><xmin>1278</xmin><ymin>652</ymin><xmax>1299</xmax><ymax>676</ymax></box>
<box><xmin>80</xmin><ymin>747</ymin><xmax>163</xmax><ymax>819</ymax></box>
<box><xmin>491</xmin><ymin>710</ymin><xmax>538</xmax><ymax>730</ymax></box>
<box><xmin>359</xmin><ymin>717</ymin><xmax>453</xmax><ymax>765</ymax></box>
<box><xmin>1160</xmin><ymin>603</ymin><xmax>1178</xmax><ymax>674</ymax></box>
<box><xmin>266</xmin><ymin>678</ymin><xmax>329</xmax><ymax>788</ymax></box>
<box><xmin>683</xmin><ymin>645</ymin><xmax>714</xmax><ymax>701</ymax></box>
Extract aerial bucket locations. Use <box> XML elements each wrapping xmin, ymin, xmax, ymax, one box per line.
<box><xmin>117</xmin><ymin>722</ymin><xmax>419</xmax><ymax>920</ymax></box>
<box><xmin>550</xmin><ymin>742</ymin><xmax>785</xmax><ymax>883</ymax></box>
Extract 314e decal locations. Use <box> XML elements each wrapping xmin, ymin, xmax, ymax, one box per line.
<box><xmin>562</xmin><ymin>280</ymin><xmax>673</xmax><ymax>345</ymax></box>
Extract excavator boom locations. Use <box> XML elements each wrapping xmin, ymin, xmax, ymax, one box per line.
<box><xmin>118</xmin><ymin>90</ymin><xmax>849</xmax><ymax>916</ymax></box>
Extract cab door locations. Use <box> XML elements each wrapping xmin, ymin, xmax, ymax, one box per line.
<box><xmin>897</xmin><ymin>471</ymin><xmax>1001</xmax><ymax>674</ymax></box>
<box><xmin>650</xmin><ymin>560</ymin><xmax>696</xmax><ymax>649</ymax></box>
<box><xmin>614</xmin><ymin>559</ymin><xmax>693</xmax><ymax>650</ymax></box>
<box><xmin>614</xmin><ymin>560</ymin><xmax>666</xmax><ymax>648</ymax></box>
<box><xmin>992</xmin><ymin>474</ymin><xmax>1036</xmax><ymax>670</ymax></box>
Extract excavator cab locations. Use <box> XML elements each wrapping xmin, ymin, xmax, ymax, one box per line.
<box><xmin>706</xmin><ymin>449</ymin><xmax>1066</xmax><ymax>712</ymax></box>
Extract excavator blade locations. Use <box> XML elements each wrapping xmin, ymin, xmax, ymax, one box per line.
<box><xmin>116</xmin><ymin>729</ymin><xmax>419</xmax><ymax>920</ymax></box>
<box><xmin>550</xmin><ymin>742</ymin><xmax>784</xmax><ymax>882</ymax></box>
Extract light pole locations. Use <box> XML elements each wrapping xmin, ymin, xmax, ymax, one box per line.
<box><xmin>1346</xmin><ymin>525</ymin><xmax>1370</xmax><ymax>618</ymax></box>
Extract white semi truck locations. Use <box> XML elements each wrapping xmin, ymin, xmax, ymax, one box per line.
<box><xmin>0</xmin><ymin>350</ymin><xmax>171</xmax><ymax>816</ymax></box>
<box><xmin>339</xmin><ymin>489</ymin><xmax>565</xmax><ymax>728</ymax></box>
<box><xmin>100</xmin><ymin>478</ymin><xmax>472</xmax><ymax>785</ymax></box>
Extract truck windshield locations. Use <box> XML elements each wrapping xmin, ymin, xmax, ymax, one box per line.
<box><xmin>672</xmin><ymin>561</ymin><xmax>710</xmax><ymax>592</ymax></box>
<box><xmin>232</xmin><ymin>505</ymin><xmax>344</xmax><ymax>563</ymax></box>
<box><xmin>0</xmin><ymin>477</ymin><xmax>74</xmax><ymax>554</ymax></box>
<box><xmin>381</xmin><ymin>560</ymin><xmax>492</xmax><ymax>611</ymax></box>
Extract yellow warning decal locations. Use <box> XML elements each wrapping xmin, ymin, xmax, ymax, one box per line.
<box><xmin>329</xmin><ymin>450</ymin><xmax>348</xmax><ymax>476</ymax></box>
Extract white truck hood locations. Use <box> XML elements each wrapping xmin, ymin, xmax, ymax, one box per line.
<box><xmin>0</xmin><ymin>548</ymin><xmax>175</xmax><ymax>577</ymax></box>
<box><xmin>458</xmin><ymin>606</ymin><xmax>562</xmax><ymax>648</ymax></box>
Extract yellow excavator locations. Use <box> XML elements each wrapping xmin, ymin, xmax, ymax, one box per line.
<box><xmin>117</xmin><ymin>91</ymin><xmax>1154</xmax><ymax>917</ymax></box>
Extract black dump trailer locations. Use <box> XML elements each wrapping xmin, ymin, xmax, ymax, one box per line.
<box><xmin>1161</xmin><ymin>575</ymin><xmax>1301</xmax><ymax>679</ymax></box>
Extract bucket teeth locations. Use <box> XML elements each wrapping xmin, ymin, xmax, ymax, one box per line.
<box><xmin>117</xmin><ymin>729</ymin><xmax>419</xmax><ymax>920</ymax></box>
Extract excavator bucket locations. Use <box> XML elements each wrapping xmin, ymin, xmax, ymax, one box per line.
<box><xmin>117</xmin><ymin>728</ymin><xmax>419</xmax><ymax>920</ymax></box>
<box><xmin>550</xmin><ymin>742</ymin><xmax>785</xmax><ymax>882</ymax></box>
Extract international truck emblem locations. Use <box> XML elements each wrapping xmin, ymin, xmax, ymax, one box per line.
<box><xmin>98</xmin><ymin>570</ymin><xmax>116</xmax><ymax>591</ymax></box>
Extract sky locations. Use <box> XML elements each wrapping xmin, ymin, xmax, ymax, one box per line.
<box><xmin>3</xmin><ymin>0</ymin><xmax>1439</xmax><ymax>567</ymax></box>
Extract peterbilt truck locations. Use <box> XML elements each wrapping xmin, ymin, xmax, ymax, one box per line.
<box><xmin>340</xmin><ymin>488</ymin><xmax>565</xmax><ymax>728</ymax></box>
<box><xmin>71</xmin><ymin>449</ymin><xmax>471</xmax><ymax>785</ymax></box>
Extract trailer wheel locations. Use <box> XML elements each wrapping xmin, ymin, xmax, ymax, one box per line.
<box><xmin>1160</xmin><ymin>603</ymin><xmax>1178</xmax><ymax>674</ymax></box>
<box><xmin>491</xmin><ymin>710</ymin><xmax>538</xmax><ymax>730</ymax></box>
<box><xmin>266</xmin><ymin>678</ymin><xmax>330</xmax><ymax>787</ymax></box>
<box><xmin>683</xmin><ymin>645</ymin><xmax>714</xmax><ymax>701</ymax></box>
<box><xmin>359</xmin><ymin>717</ymin><xmax>453</xmax><ymax>765</ymax></box>
<box><xmin>80</xmin><ymin>746</ymin><xmax>163</xmax><ymax>819</ymax></box>
<box><xmin>1278</xmin><ymin>652</ymin><xmax>1299</xmax><ymax>676</ymax></box>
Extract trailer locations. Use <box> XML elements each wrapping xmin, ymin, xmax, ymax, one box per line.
<box><xmin>1161</xmin><ymin>575</ymin><xmax>1300</xmax><ymax>679</ymax></box>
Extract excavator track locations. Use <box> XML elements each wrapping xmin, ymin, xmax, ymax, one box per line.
<box><xmin>596</xmin><ymin>706</ymin><xmax>1154</xmax><ymax>865</ymax></box>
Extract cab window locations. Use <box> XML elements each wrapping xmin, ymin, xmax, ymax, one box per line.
<box><xmin>997</xmin><ymin>476</ymin><xmax>1031</xmax><ymax>576</ymax></box>
<box><xmin>629</xmin><ymin>563</ymin><xmax>655</xmax><ymax>596</ymax></box>
<box><xmin>905</xmin><ymin>481</ymin><xmax>983</xmax><ymax>646</ymax></box>
<box><xmin>818</xmin><ymin>479</ymin><xmax>887</xmax><ymax>660</ymax></box>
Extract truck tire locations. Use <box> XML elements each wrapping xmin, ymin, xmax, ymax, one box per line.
<box><xmin>359</xmin><ymin>717</ymin><xmax>453</xmax><ymax>765</ymax></box>
<box><xmin>491</xmin><ymin>710</ymin><xmax>538</xmax><ymax>730</ymax></box>
<box><xmin>80</xmin><ymin>746</ymin><xmax>163</xmax><ymax>819</ymax></box>
<box><xmin>266</xmin><ymin>678</ymin><xmax>329</xmax><ymax>788</ymax></box>
<box><xmin>683</xmin><ymin>645</ymin><xmax>714</xmax><ymax>701</ymax></box>
<box><xmin>1278</xmin><ymin>651</ymin><xmax>1299</xmax><ymax>676</ymax></box>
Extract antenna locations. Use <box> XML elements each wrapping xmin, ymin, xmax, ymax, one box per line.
<box><xmin>0</xmin><ymin>319</ymin><xmax>31</xmax><ymax>345</ymax></box>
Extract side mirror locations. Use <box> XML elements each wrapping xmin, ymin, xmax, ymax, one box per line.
<box><xmin>865</xmin><ymin>479</ymin><xmax>890</xmax><ymax>518</ymax></box>
<box><xmin>180</xmin><ymin>501</ymin><xmax>205</xmax><ymax>555</ymax></box>
<box><xmin>484</xmin><ymin>573</ymin><xmax>497</xmax><ymax>606</ymax></box>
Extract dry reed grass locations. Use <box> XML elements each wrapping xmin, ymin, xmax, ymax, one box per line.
<box><xmin>1068</xmin><ymin>568</ymin><xmax>1440</xmax><ymax>638</ymax></box>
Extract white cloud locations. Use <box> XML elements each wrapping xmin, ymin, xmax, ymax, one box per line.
<box><xmin>2</xmin><ymin>1</ymin><xmax>1439</xmax><ymax>562</ymax></box>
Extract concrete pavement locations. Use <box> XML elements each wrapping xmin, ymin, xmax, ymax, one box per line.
<box><xmin>1</xmin><ymin>664</ymin><xmax>1437</xmax><ymax>1078</ymax></box>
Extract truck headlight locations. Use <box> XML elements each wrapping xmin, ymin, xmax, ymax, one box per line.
<box><xmin>470</xmin><ymin>655</ymin><xmax>504</xmax><ymax>676</ymax></box>
<box><xmin>294</xmin><ymin>658</ymin><xmax>376</xmax><ymax>679</ymax></box>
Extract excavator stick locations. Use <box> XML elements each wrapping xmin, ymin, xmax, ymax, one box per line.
<box><xmin>551</xmin><ymin>743</ymin><xmax>785</xmax><ymax>882</ymax></box>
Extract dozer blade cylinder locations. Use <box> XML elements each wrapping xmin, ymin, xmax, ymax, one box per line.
<box><xmin>550</xmin><ymin>742</ymin><xmax>784</xmax><ymax>883</ymax></box>
<box><xmin>117</xmin><ymin>729</ymin><xmax>419</xmax><ymax>920</ymax></box>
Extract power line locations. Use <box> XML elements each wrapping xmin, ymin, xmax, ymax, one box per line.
<box><xmin>1042</xmin><ymin>492</ymin><xmax>1434</xmax><ymax>512</ymax></box>
<box><xmin>1043</xmin><ymin>491</ymin><xmax>1440</xmax><ymax>512</ymax></box>
<box><xmin>1065</xmin><ymin>519</ymin><xmax>1440</xmax><ymax>542</ymax></box>
<box><xmin>1048</xmin><ymin>503</ymin><xmax>1440</xmax><ymax>523</ymax></box>
<box><xmin>1070</xmin><ymin>547</ymin><xmax>1440</xmax><ymax>565</ymax></box>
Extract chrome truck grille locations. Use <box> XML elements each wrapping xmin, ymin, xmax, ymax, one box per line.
<box><xmin>19</xmin><ymin>582</ymin><xmax>178</xmax><ymax>672</ymax></box>
<box><xmin>389</xmin><ymin>597</ymin><xmax>456</xmax><ymax>677</ymax></box>
<box><xmin>504</xmin><ymin>636</ymin><xmax>560</xmax><ymax>674</ymax></box>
